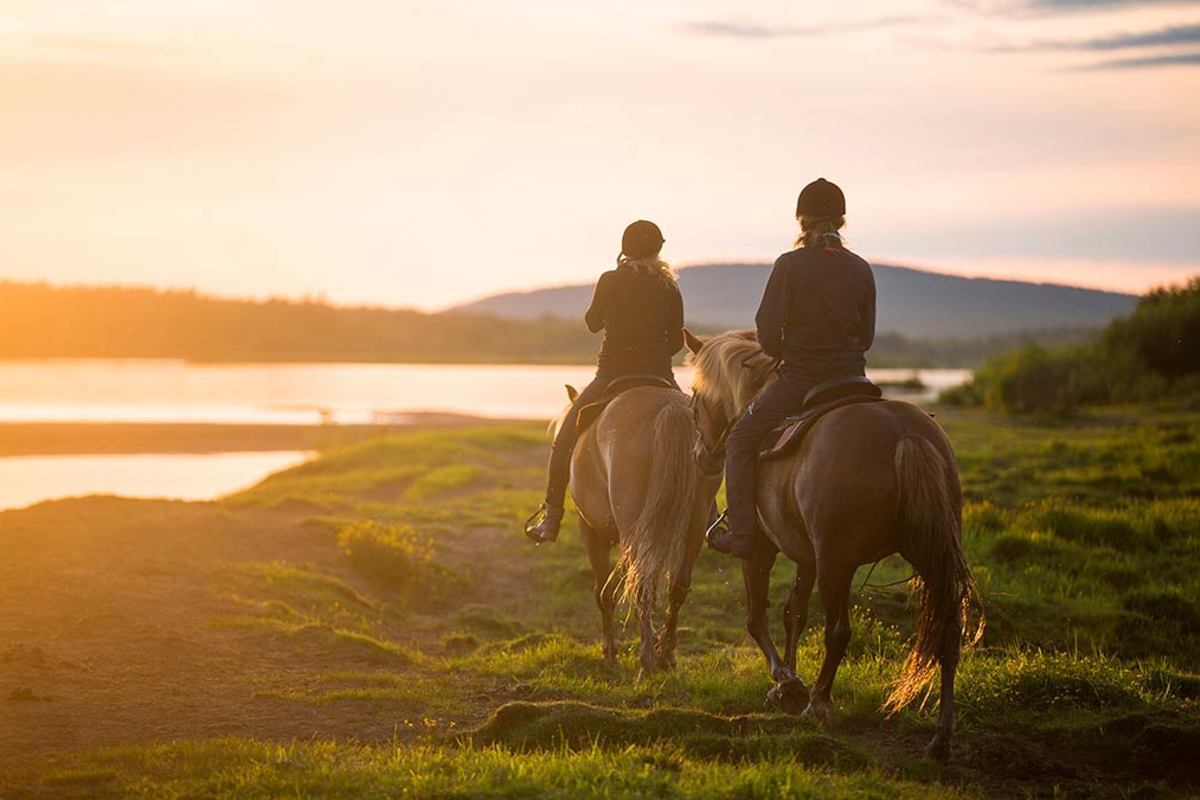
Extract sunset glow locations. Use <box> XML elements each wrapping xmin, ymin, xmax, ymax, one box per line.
<box><xmin>1</xmin><ymin>0</ymin><xmax>1197</xmax><ymax>308</ymax></box>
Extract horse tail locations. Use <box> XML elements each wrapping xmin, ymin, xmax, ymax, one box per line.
<box><xmin>617</xmin><ymin>399</ymin><xmax>699</xmax><ymax>616</ymax></box>
<box><xmin>886</xmin><ymin>435</ymin><xmax>984</xmax><ymax>713</ymax></box>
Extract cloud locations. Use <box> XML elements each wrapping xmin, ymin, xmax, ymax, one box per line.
<box><xmin>1076</xmin><ymin>51</ymin><xmax>1200</xmax><ymax>68</ymax></box>
<box><xmin>987</xmin><ymin>22</ymin><xmax>1200</xmax><ymax>51</ymax></box>
<box><xmin>956</xmin><ymin>0</ymin><xmax>1200</xmax><ymax>13</ymax></box>
<box><xmin>1026</xmin><ymin>0</ymin><xmax>1200</xmax><ymax>9</ymax></box>
<box><xmin>679</xmin><ymin>15</ymin><xmax>932</xmax><ymax>40</ymax></box>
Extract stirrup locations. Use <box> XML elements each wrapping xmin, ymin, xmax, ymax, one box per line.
<box><xmin>524</xmin><ymin>502</ymin><xmax>560</xmax><ymax>544</ymax></box>
<box><xmin>705</xmin><ymin>509</ymin><xmax>728</xmax><ymax>540</ymax></box>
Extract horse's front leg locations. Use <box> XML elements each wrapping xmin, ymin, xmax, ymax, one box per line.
<box><xmin>783</xmin><ymin>559</ymin><xmax>816</xmax><ymax>673</ymax></box>
<box><xmin>803</xmin><ymin>561</ymin><xmax>855</xmax><ymax>726</ymax></box>
<box><xmin>743</xmin><ymin>537</ymin><xmax>807</xmax><ymax>712</ymax></box>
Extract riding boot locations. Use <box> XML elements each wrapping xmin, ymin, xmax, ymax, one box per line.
<box><xmin>524</xmin><ymin>502</ymin><xmax>564</xmax><ymax>544</ymax></box>
<box><xmin>705</xmin><ymin>511</ymin><xmax>755</xmax><ymax>560</ymax></box>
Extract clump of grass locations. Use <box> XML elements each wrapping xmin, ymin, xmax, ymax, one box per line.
<box><xmin>337</xmin><ymin>520</ymin><xmax>468</xmax><ymax>606</ymax></box>
<box><xmin>337</xmin><ymin>520</ymin><xmax>432</xmax><ymax>589</ymax></box>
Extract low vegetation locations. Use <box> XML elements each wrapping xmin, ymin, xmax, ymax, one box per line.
<box><xmin>945</xmin><ymin>277</ymin><xmax>1200</xmax><ymax>413</ymax></box>
<box><xmin>2</xmin><ymin>409</ymin><xmax>1198</xmax><ymax>797</ymax></box>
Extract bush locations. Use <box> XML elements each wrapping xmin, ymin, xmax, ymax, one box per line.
<box><xmin>336</xmin><ymin>520</ymin><xmax>434</xmax><ymax>593</ymax></box>
<box><xmin>943</xmin><ymin>277</ymin><xmax>1200</xmax><ymax>413</ymax></box>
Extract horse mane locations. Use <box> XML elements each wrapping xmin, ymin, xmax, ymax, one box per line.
<box><xmin>688</xmin><ymin>330</ymin><xmax>778</xmax><ymax>416</ymax></box>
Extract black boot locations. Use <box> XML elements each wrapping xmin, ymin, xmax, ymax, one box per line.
<box><xmin>524</xmin><ymin>502</ymin><xmax>564</xmax><ymax>544</ymax></box>
<box><xmin>705</xmin><ymin>511</ymin><xmax>756</xmax><ymax>560</ymax></box>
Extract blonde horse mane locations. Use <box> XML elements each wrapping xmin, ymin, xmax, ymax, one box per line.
<box><xmin>687</xmin><ymin>330</ymin><xmax>778</xmax><ymax>418</ymax></box>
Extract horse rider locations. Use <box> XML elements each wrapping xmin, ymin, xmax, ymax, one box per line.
<box><xmin>706</xmin><ymin>178</ymin><xmax>877</xmax><ymax>559</ymax></box>
<box><xmin>524</xmin><ymin>220</ymin><xmax>685</xmax><ymax>544</ymax></box>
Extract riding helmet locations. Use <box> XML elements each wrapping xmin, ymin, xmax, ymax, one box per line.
<box><xmin>796</xmin><ymin>178</ymin><xmax>846</xmax><ymax>218</ymax></box>
<box><xmin>621</xmin><ymin>220</ymin><xmax>665</xmax><ymax>259</ymax></box>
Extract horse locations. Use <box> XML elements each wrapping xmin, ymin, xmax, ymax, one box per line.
<box><xmin>556</xmin><ymin>383</ymin><xmax>721</xmax><ymax>675</ymax></box>
<box><xmin>683</xmin><ymin>329</ymin><xmax>983</xmax><ymax>762</ymax></box>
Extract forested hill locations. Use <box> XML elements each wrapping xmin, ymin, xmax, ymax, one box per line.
<box><xmin>0</xmin><ymin>282</ymin><xmax>597</xmax><ymax>364</ymax></box>
<box><xmin>453</xmin><ymin>262</ymin><xmax>1137</xmax><ymax>339</ymax></box>
<box><xmin>0</xmin><ymin>281</ymin><xmax>1103</xmax><ymax>367</ymax></box>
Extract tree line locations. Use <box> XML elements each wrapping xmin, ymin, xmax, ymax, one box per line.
<box><xmin>943</xmin><ymin>277</ymin><xmax>1199</xmax><ymax>413</ymax></box>
<box><xmin>0</xmin><ymin>281</ymin><xmax>1095</xmax><ymax>367</ymax></box>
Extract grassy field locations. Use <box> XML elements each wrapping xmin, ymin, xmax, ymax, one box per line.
<box><xmin>1</xmin><ymin>408</ymin><xmax>1198</xmax><ymax>798</ymax></box>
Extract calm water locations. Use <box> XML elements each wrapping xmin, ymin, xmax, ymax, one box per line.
<box><xmin>0</xmin><ymin>451</ymin><xmax>311</xmax><ymax>511</ymax></box>
<box><xmin>0</xmin><ymin>360</ymin><xmax>968</xmax><ymax>511</ymax></box>
<box><xmin>0</xmin><ymin>360</ymin><xmax>969</xmax><ymax>424</ymax></box>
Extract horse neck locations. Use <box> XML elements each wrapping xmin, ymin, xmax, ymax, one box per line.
<box><xmin>728</xmin><ymin>371</ymin><xmax>777</xmax><ymax>418</ymax></box>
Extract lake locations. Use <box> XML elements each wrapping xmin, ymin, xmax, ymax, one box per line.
<box><xmin>0</xmin><ymin>360</ymin><xmax>968</xmax><ymax>425</ymax></box>
<box><xmin>0</xmin><ymin>360</ymin><xmax>969</xmax><ymax>510</ymax></box>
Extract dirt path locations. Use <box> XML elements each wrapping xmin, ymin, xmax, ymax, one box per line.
<box><xmin>0</xmin><ymin>498</ymin><xmax>402</xmax><ymax>761</ymax></box>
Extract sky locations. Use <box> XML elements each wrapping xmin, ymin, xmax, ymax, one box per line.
<box><xmin>1</xmin><ymin>0</ymin><xmax>1198</xmax><ymax>310</ymax></box>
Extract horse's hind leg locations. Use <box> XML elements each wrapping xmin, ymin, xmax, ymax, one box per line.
<box><xmin>581</xmin><ymin>520</ymin><xmax>618</xmax><ymax>663</ymax></box>
<box><xmin>783</xmin><ymin>559</ymin><xmax>816</xmax><ymax>673</ymax></box>
<box><xmin>655</xmin><ymin>510</ymin><xmax>706</xmax><ymax>670</ymax></box>
<box><xmin>803</xmin><ymin>561</ymin><xmax>855</xmax><ymax>726</ymax></box>
<box><xmin>926</xmin><ymin>619</ymin><xmax>961</xmax><ymax>762</ymax></box>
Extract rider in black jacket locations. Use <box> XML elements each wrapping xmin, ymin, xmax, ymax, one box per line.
<box><xmin>707</xmin><ymin>179</ymin><xmax>876</xmax><ymax>559</ymax></box>
<box><xmin>525</xmin><ymin>220</ymin><xmax>684</xmax><ymax>544</ymax></box>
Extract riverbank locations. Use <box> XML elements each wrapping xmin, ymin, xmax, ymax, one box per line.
<box><xmin>1</xmin><ymin>408</ymin><xmax>1198</xmax><ymax>798</ymax></box>
<box><xmin>0</xmin><ymin>414</ymin><xmax>491</xmax><ymax>456</ymax></box>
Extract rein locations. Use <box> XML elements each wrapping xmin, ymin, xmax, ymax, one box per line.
<box><xmin>690</xmin><ymin>392</ymin><xmax>739</xmax><ymax>469</ymax></box>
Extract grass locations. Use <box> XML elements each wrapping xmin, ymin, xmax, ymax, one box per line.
<box><xmin>6</xmin><ymin>406</ymin><xmax>1200</xmax><ymax>798</ymax></box>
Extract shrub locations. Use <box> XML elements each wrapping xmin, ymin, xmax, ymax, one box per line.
<box><xmin>336</xmin><ymin>520</ymin><xmax>434</xmax><ymax>593</ymax></box>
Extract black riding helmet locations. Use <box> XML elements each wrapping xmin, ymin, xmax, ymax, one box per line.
<box><xmin>621</xmin><ymin>220</ymin><xmax>665</xmax><ymax>259</ymax></box>
<box><xmin>796</xmin><ymin>178</ymin><xmax>846</xmax><ymax>217</ymax></box>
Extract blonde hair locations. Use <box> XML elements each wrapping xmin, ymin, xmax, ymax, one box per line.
<box><xmin>616</xmin><ymin>254</ymin><xmax>678</xmax><ymax>289</ymax></box>
<box><xmin>795</xmin><ymin>215</ymin><xmax>846</xmax><ymax>248</ymax></box>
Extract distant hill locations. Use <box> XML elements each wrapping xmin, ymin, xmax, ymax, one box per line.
<box><xmin>452</xmin><ymin>262</ymin><xmax>1137</xmax><ymax>339</ymax></box>
<box><xmin>0</xmin><ymin>280</ymin><xmax>1126</xmax><ymax>368</ymax></box>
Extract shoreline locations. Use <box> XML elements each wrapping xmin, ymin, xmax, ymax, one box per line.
<box><xmin>0</xmin><ymin>414</ymin><xmax>515</xmax><ymax>457</ymax></box>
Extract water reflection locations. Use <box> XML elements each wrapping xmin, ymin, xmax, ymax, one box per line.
<box><xmin>0</xmin><ymin>360</ymin><xmax>969</xmax><ymax>424</ymax></box>
<box><xmin>0</xmin><ymin>451</ymin><xmax>311</xmax><ymax>512</ymax></box>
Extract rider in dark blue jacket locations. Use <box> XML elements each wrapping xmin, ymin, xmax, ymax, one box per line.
<box><xmin>707</xmin><ymin>179</ymin><xmax>876</xmax><ymax>559</ymax></box>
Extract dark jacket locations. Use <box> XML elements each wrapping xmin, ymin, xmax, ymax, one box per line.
<box><xmin>585</xmin><ymin>266</ymin><xmax>684</xmax><ymax>376</ymax></box>
<box><xmin>754</xmin><ymin>236</ymin><xmax>876</xmax><ymax>380</ymax></box>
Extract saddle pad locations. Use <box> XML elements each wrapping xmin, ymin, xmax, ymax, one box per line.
<box><xmin>575</xmin><ymin>375</ymin><xmax>678</xmax><ymax>433</ymax></box>
<box><xmin>758</xmin><ymin>393</ymin><xmax>884</xmax><ymax>461</ymax></box>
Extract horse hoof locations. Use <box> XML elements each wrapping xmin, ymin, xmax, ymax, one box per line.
<box><xmin>765</xmin><ymin>677</ymin><xmax>809</xmax><ymax>714</ymax></box>
<box><xmin>924</xmin><ymin>734</ymin><xmax>952</xmax><ymax>764</ymax></box>
<box><xmin>801</xmin><ymin>699</ymin><xmax>832</xmax><ymax>727</ymax></box>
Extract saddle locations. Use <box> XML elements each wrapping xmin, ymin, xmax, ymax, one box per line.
<box><xmin>758</xmin><ymin>376</ymin><xmax>884</xmax><ymax>461</ymax></box>
<box><xmin>575</xmin><ymin>374</ymin><xmax>679</xmax><ymax>433</ymax></box>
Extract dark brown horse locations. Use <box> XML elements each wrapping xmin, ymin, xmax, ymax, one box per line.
<box><xmin>558</xmin><ymin>384</ymin><xmax>721</xmax><ymax>675</ymax></box>
<box><xmin>685</xmin><ymin>329</ymin><xmax>982</xmax><ymax>761</ymax></box>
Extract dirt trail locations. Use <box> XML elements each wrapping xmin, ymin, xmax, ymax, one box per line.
<box><xmin>0</xmin><ymin>497</ymin><xmax>423</xmax><ymax>761</ymax></box>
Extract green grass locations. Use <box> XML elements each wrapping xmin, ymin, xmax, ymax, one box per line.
<box><xmin>0</xmin><ymin>738</ymin><xmax>987</xmax><ymax>799</ymax></box>
<box><xmin>8</xmin><ymin>409</ymin><xmax>1200</xmax><ymax>798</ymax></box>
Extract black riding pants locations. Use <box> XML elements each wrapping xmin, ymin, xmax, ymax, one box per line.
<box><xmin>724</xmin><ymin>372</ymin><xmax>816</xmax><ymax>538</ymax></box>
<box><xmin>543</xmin><ymin>368</ymin><xmax>679</xmax><ymax>511</ymax></box>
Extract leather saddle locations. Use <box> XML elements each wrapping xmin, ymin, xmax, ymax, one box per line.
<box><xmin>575</xmin><ymin>374</ymin><xmax>679</xmax><ymax>433</ymax></box>
<box><xmin>758</xmin><ymin>376</ymin><xmax>884</xmax><ymax>461</ymax></box>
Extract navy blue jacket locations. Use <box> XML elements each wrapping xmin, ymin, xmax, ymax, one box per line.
<box><xmin>754</xmin><ymin>237</ymin><xmax>876</xmax><ymax>380</ymax></box>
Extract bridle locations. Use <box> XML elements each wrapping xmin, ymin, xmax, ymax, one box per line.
<box><xmin>690</xmin><ymin>390</ymin><xmax>737</xmax><ymax>474</ymax></box>
<box><xmin>690</xmin><ymin>353</ymin><xmax>779</xmax><ymax>474</ymax></box>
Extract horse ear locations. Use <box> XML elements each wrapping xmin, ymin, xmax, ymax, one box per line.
<box><xmin>683</xmin><ymin>328</ymin><xmax>704</xmax><ymax>355</ymax></box>
<box><xmin>565</xmin><ymin>384</ymin><xmax>578</xmax><ymax>402</ymax></box>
